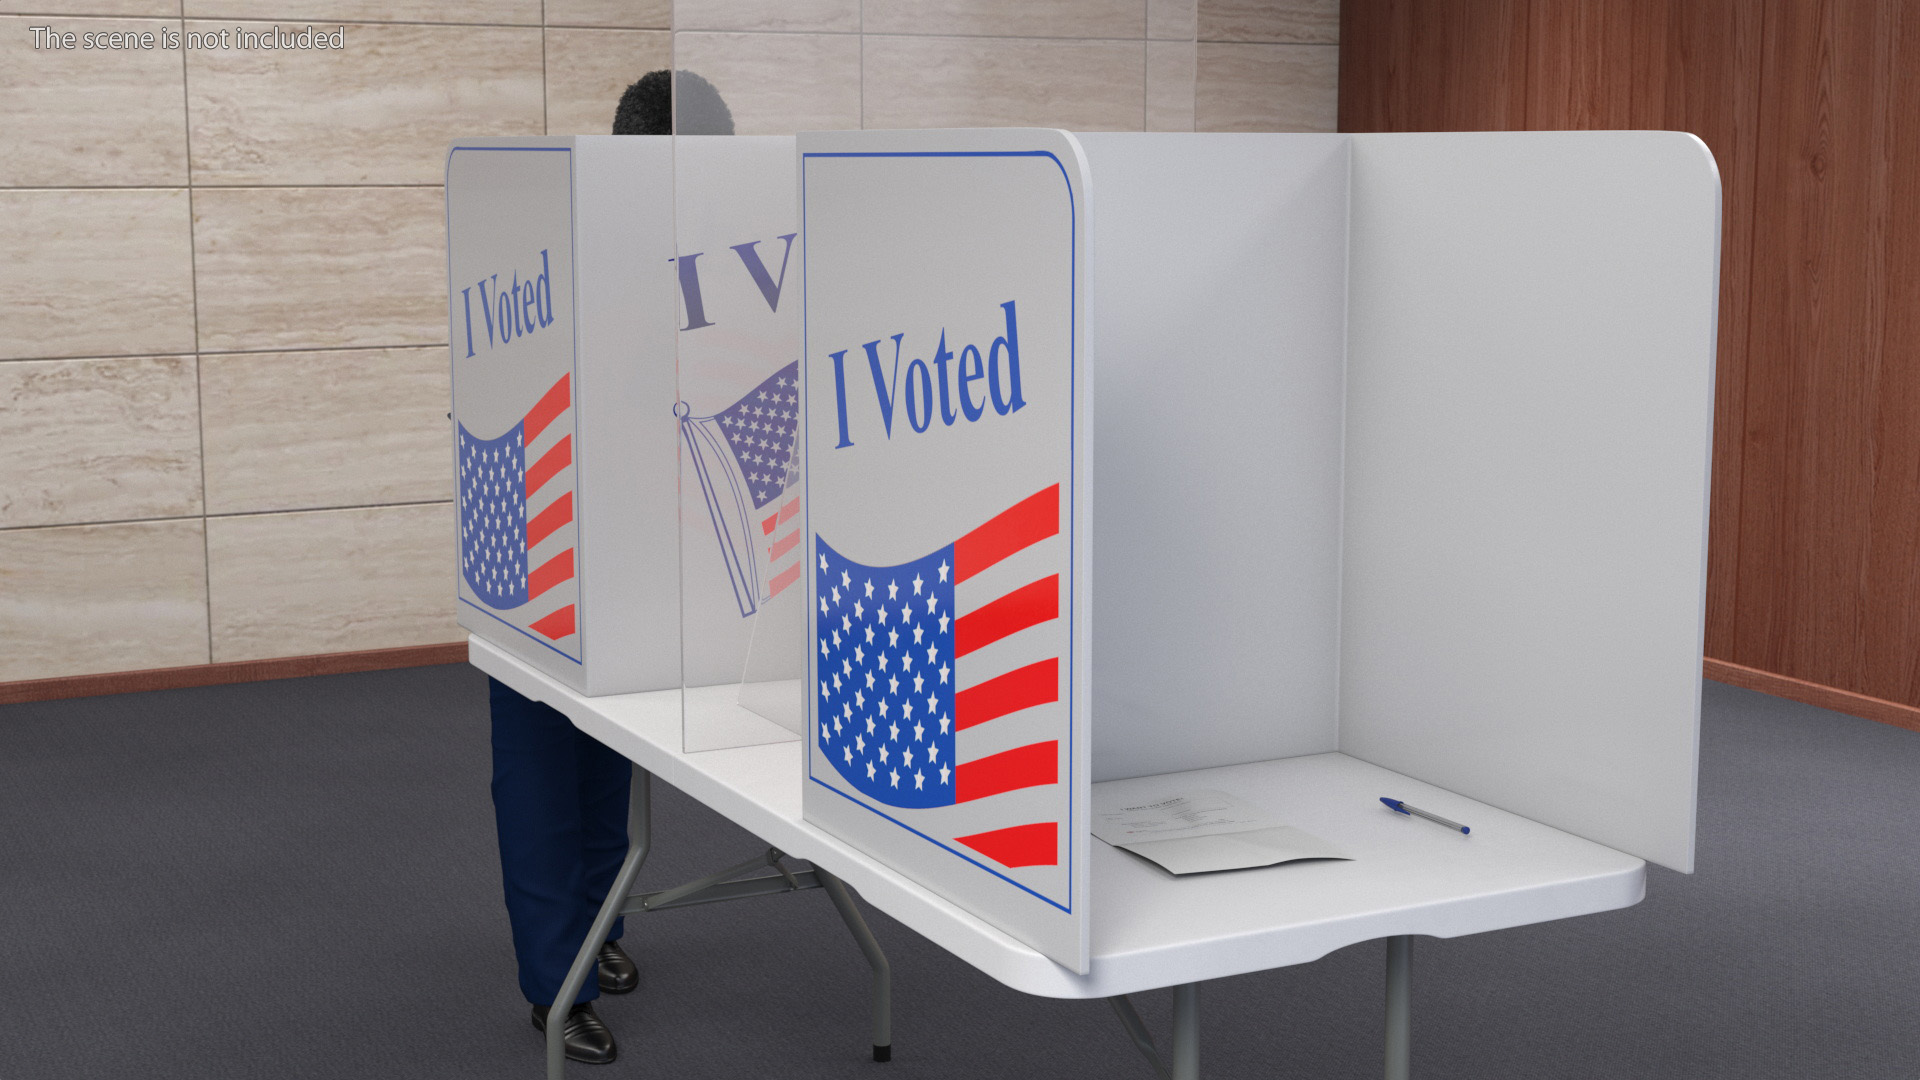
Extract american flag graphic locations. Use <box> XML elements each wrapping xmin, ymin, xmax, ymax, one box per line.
<box><xmin>457</xmin><ymin>372</ymin><xmax>577</xmax><ymax>644</ymax></box>
<box><xmin>682</xmin><ymin>360</ymin><xmax>803</xmax><ymax>618</ymax></box>
<box><xmin>815</xmin><ymin>484</ymin><xmax>1063</xmax><ymax>870</ymax></box>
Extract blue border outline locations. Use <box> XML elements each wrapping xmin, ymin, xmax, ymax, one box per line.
<box><xmin>800</xmin><ymin>147</ymin><xmax>1079</xmax><ymax>915</ymax></box>
<box><xmin>460</xmin><ymin>595</ymin><xmax>583</xmax><ymax>664</ymax></box>
<box><xmin>446</xmin><ymin>144</ymin><xmax>585</xmax><ymax>668</ymax></box>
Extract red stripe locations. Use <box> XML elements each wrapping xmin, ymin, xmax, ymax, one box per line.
<box><xmin>954</xmin><ymin>575</ymin><xmax>1057</xmax><ymax>658</ymax></box>
<box><xmin>954</xmin><ymin>659</ymin><xmax>1058</xmax><ymax>731</ymax></box>
<box><xmin>762</xmin><ymin>495</ymin><xmax>799</xmax><ymax>536</ymax></box>
<box><xmin>955</xmin><ymin>822</ymin><xmax>1058</xmax><ymax>867</ymax></box>
<box><xmin>954</xmin><ymin>484</ymin><xmax>1058</xmax><ymax>583</ymax></box>
<box><xmin>523</xmin><ymin>373</ymin><xmax>570</xmax><ymax>443</ymax></box>
<box><xmin>525</xmin><ymin>435</ymin><xmax>572</xmax><ymax>498</ymax></box>
<box><xmin>529</xmin><ymin>604</ymin><xmax>576</xmax><ymax>640</ymax></box>
<box><xmin>767</xmin><ymin>561</ymin><xmax>802</xmax><ymax>597</ymax></box>
<box><xmin>527</xmin><ymin>548</ymin><xmax>574</xmax><ymax>601</ymax></box>
<box><xmin>526</xmin><ymin>491</ymin><xmax>573</xmax><ymax>549</ymax></box>
<box><xmin>768</xmin><ymin>528</ymin><xmax>800</xmax><ymax>562</ymax></box>
<box><xmin>956</xmin><ymin>741</ymin><xmax>1057</xmax><ymax>802</ymax></box>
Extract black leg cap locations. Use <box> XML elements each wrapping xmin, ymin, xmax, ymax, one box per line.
<box><xmin>873</xmin><ymin>1045</ymin><xmax>892</xmax><ymax>1063</ymax></box>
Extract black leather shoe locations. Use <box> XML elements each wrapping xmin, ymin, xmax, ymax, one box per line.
<box><xmin>531</xmin><ymin>1002</ymin><xmax>617</xmax><ymax>1065</ymax></box>
<box><xmin>597</xmin><ymin>940</ymin><xmax>638</xmax><ymax>995</ymax></box>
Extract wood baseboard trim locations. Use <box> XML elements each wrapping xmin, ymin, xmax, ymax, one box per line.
<box><xmin>1704</xmin><ymin>658</ymin><xmax>1920</xmax><ymax>734</ymax></box>
<box><xmin>0</xmin><ymin>642</ymin><xmax>470</xmax><ymax>706</ymax></box>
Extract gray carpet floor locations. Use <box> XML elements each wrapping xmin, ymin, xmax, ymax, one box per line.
<box><xmin>0</xmin><ymin>667</ymin><xmax>1915</xmax><ymax>1079</ymax></box>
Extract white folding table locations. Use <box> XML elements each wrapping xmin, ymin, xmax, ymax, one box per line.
<box><xmin>476</xmin><ymin>635</ymin><xmax>1646</xmax><ymax>1080</ymax></box>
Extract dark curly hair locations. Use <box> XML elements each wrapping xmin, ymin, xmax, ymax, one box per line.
<box><xmin>612</xmin><ymin>69</ymin><xmax>734</xmax><ymax>136</ymax></box>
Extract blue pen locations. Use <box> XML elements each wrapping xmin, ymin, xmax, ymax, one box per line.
<box><xmin>1380</xmin><ymin>797</ymin><xmax>1470</xmax><ymax>835</ymax></box>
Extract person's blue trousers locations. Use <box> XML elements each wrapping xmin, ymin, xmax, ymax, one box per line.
<box><xmin>489</xmin><ymin>677</ymin><xmax>631</xmax><ymax>1006</ymax></box>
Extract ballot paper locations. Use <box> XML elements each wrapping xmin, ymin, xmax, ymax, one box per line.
<box><xmin>1090</xmin><ymin>788</ymin><xmax>1351</xmax><ymax>876</ymax></box>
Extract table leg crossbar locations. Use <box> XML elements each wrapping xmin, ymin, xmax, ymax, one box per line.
<box><xmin>1108</xmin><ymin>994</ymin><xmax>1174</xmax><ymax>1080</ymax></box>
<box><xmin>1108</xmin><ymin>984</ymin><xmax>1200</xmax><ymax>1080</ymax></box>
<box><xmin>544</xmin><ymin>767</ymin><xmax>1406</xmax><ymax>1080</ymax></box>
<box><xmin>621</xmin><ymin>846</ymin><xmax>818</xmax><ymax>914</ymax></box>
<box><xmin>546</xmin><ymin>768</ymin><xmax>893</xmax><ymax>1079</ymax></box>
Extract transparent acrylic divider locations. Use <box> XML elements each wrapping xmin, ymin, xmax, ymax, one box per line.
<box><xmin>671</xmin><ymin>0</ymin><xmax>1198</xmax><ymax>752</ymax></box>
<box><xmin>673</xmin><ymin>8</ymin><xmax>848</xmax><ymax>752</ymax></box>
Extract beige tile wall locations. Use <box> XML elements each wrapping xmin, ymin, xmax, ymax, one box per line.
<box><xmin>0</xmin><ymin>519</ymin><xmax>210</xmax><ymax>682</ymax></box>
<box><xmin>1193</xmin><ymin>0</ymin><xmax>1337</xmax><ymax>131</ymax></box>
<box><xmin>545</xmin><ymin>0</ymin><xmax>672</xmax><ymax>30</ymax></box>
<box><xmin>183</xmin><ymin>21</ymin><xmax>545</xmax><ymax>186</ymax></box>
<box><xmin>672</xmin><ymin>0</ymin><xmax>857</xmax><ymax>34</ymax></box>
<box><xmin>206</xmin><ymin>503</ymin><xmax>457</xmax><ymax>662</ymax></box>
<box><xmin>1196</xmin><ymin>41</ymin><xmax>1338</xmax><ymax>132</ymax></box>
<box><xmin>862</xmin><ymin>0</ymin><xmax>1142</xmax><ymax>39</ymax></box>
<box><xmin>671</xmin><ymin>31</ymin><xmax>861</xmax><ymax>133</ymax></box>
<box><xmin>0</xmin><ymin>188</ymin><xmax>198</xmax><ymax>360</ymax></box>
<box><xmin>199</xmin><ymin>346</ymin><xmax>451</xmax><ymax>515</ymax></box>
<box><xmin>0</xmin><ymin>0</ymin><xmax>1336</xmax><ymax>684</ymax></box>
<box><xmin>191</xmin><ymin>186</ymin><xmax>449</xmax><ymax>351</ymax></box>
<box><xmin>671</xmin><ymin>0</ymin><xmax>1338</xmax><ymax>136</ymax></box>
<box><xmin>0</xmin><ymin>2</ymin><xmax>177</xmax><ymax>15</ymax></box>
<box><xmin>0</xmin><ymin>15</ymin><xmax>188</xmax><ymax>186</ymax></box>
<box><xmin>861</xmin><ymin>35</ymin><xmax>1147</xmax><ymax>130</ymax></box>
<box><xmin>0</xmin><ymin>355</ymin><xmax>203</xmax><ymax>528</ymax></box>
<box><xmin>0</xmin><ymin>4</ymin><xmax>658</xmax><ymax>681</ymax></box>
<box><xmin>546</xmin><ymin>28</ymin><xmax>672</xmax><ymax>135</ymax></box>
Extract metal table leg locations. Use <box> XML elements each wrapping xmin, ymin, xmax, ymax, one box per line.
<box><xmin>816</xmin><ymin>866</ymin><xmax>893</xmax><ymax>1061</ymax></box>
<box><xmin>1108</xmin><ymin>983</ymin><xmax>1199</xmax><ymax>1080</ymax></box>
<box><xmin>547</xmin><ymin>768</ymin><xmax>652</xmax><ymax>1080</ymax></box>
<box><xmin>1385</xmin><ymin>935</ymin><xmax>1410</xmax><ymax>1080</ymax></box>
<box><xmin>538</xmin><ymin>770</ymin><xmax>894</xmax><ymax>1076</ymax></box>
<box><xmin>1171</xmin><ymin>983</ymin><xmax>1200</xmax><ymax>1080</ymax></box>
<box><xmin>1108</xmin><ymin>995</ymin><xmax>1172</xmax><ymax>1080</ymax></box>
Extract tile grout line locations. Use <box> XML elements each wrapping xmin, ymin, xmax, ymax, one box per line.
<box><xmin>1141</xmin><ymin>0</ymin><xmax>1149</xmax><ymax>131</ymax></box>
<box><xmin>0</xmin><ymin>500</ymin><xmax>458</xmax><ymax>536</ymax></box>
<box><xmin>175</xmin><ymin>5</ymin><xmax>216</xmax><ymax>667</ymax></box>
<box><xmin>0</xmin><ymin>13</ymin><xmax>1329</xmax><ymax>45</ymax></box>
<box><xmin>2</xmin><ymin>13</ymin><xmax>664</xmax><ymax>31</ymax></box>
<box><xmin>0</xmin><ymin>184</ymin><xmax>445</xmax><ymax>192</ymax></box>
<box><xmin>0</xmin><ymin>342</ymin><xmax>453</xmax><ymax>365</ymax></box>
<box><xmin>661</xmin><ymin>28</ymin><xmax>1334</xmax><ymax>45</ymax></box>
<box><xmin>540</xmin><ymin>0</ymin><xmax>548</xmax><ymax>135</ymax></box>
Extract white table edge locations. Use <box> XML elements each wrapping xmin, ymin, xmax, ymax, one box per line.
<box><xmin>470</xmin><ymin>636</ymin><xmax>1647</xmax><ymax>1000</ymax></box>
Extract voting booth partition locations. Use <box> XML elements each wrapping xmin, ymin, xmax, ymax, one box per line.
<box><xmin>450</xmin><ymin>126</ymin><xmax>1718</xmax><ymax>1013</ymax></box>
<box><xmin>447</xmin><ymin>136</ymin><xmax>809</xmax><ymax>751</ymax></box>
<box><xmin>448</xmin><ymin>124</ymin><xmax>1722</xmax><ymax>1080</ymax></box>
<box><xmin>446</xmin><ymin>138</ymin><xmax>678</xmax><ymax>698</ymax></box>
<box><xmin>798</xmin><ymin>128</ymin><xmax>1720</xmax><ymax>974</ymax></box>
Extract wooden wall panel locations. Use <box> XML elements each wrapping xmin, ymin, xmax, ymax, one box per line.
<box><xmin>1525</xmin><ymin>0</ymin><xmax>1667</xmax><ymax>130</ymax></box>
<box><xmin>1869</xmin><ymin>6</ymin><xmax>1920</xmax><ymax>703</ymax></box>
<box><xmin>1338</xmin><ymin>0</ymin><xmax>1530</xmax><ymax>132</ymax></box>
<box><xmin>1661</xmin><ymin>1</ymin><xmax>1764</xmax><ymax>659</ymax></box>
<box><xmin>1341</xmin><ymin>0</ymin><xmax>1920</xmax><ymax>718</ymax></box>
<box><xmin>1739</xmin><ymin>0</ymin><xmax>1920</xmax><ymax>703</ymax></box>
